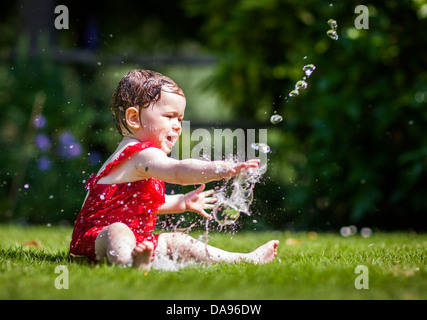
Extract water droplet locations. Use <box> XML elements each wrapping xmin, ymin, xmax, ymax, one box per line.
<box><xmin>340</xmin><ymin>226</ymin><xmax>351</xmax><ymax>237</ymax></box>
<box><xmin>24</xmin><ymin>184</ymin><xmax>29</xmax><ymax>189</ymax></box>
<box><xmin>326</xmin><ymin>29</ymin><xmax>339</xmax><ymax>40</ymax></box>
<box><xmin>251</xmin><ymin>143</ymin><xmax>271</xmax><ymax>154</ymax></box>
<box><xmin>270</xmin><ymin>114</ymin><xmax>283</xmax><ymax>124</ymax></box>
<box><xmin>295</xmin><ymin>80</ymin><xmax>308</xmax><ymax>90</ymax></box>
<box><xmin>289</xmin><ymin>89</ymin><xmax>300</xmax><ymax>97</ymax></box>
<box><xmin>327</xmin><ymin>19</ymin><xmax>337</xmax><ymax>29</ymax></box>
<box><xmin>100</xmin><ymin>194</ymin><xmax>105</xmax><ymax>200</ymax></box>
<box><xmin>326</xmin><ymin>19</ymin><xmax>338</xmax><ymax>40</ymax></box>
<box><xmin>361</xmin><ymin>227</ymin><xmax>373</xmax><ymax>238</ymax></box>
<box><xmin>303</xmin><ymin>64</ymin><xmax>316</xmax><ymax>77</ymax></box>
<box><xmin>109</xmin><ymin>34</ymin><xmax>113</xmax><ymax>38</ymax></box>
<box><xmin>243</xmin><ymin>188</ymin><xmax>254</xmax><ymax>203</ymax></box>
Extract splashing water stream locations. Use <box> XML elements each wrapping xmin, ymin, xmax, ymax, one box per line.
<box><xmin>152</xmin><ymin>164</ymin><xmax>265</xmax><ymax>271</ymax></box>
<box><xmin>212</xmin><ymin>165</ymin><xmax>265</xmax><ymax>226</ymax></box>
<box><xmin>326</xmin><ymin>19</ymin><xmax>338</xmax><ymax>40</ymax></box>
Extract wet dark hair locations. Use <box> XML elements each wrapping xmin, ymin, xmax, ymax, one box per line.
<box><xmin>111</xmin><ymin>69</ymin><xmax>184</xmax><ymax>136</ymax></box>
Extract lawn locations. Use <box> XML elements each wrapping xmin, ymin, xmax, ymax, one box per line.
<box><xmin>0</xmin><ymin>224</ymin><xmax>425</xmax><ymax>300</ymax></box>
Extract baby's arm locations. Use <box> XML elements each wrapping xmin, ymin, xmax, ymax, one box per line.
<box><xmin>157</xmin><ymin>184</ymin><xmax>216</xmax><ymax>219</ymax></box>
<box><xmin>134</xmin><ymin>147</ymin><xmax>260</xmax><ymax>185</ymax></box>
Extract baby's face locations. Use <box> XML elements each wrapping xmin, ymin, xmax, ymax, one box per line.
<box><xmin>137</xmin><ymin>90</ymin><xmax>186</xmax><ymax>154</ymax></box>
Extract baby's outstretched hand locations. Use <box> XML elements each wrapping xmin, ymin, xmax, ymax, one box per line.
<box><xmin>183</xmin><ymin>184</ymin><xmax>216</xmax><ymax>219</ymax></box>
<box><xmin>219</xmin><ymin>158</ymin><xmax>260</xmax><ymax>180</ymax></box>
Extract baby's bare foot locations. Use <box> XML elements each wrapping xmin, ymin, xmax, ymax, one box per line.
<box><xmin>132</xmin><ymin>241</ymin><xmax>154</xmax><ymax>270</ymax></box>
<box><xmin>248</xmin><ymin>240</ymin><xmax>279</xmax><ymax>264</ymax></box>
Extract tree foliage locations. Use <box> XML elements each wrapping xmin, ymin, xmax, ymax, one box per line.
<box><xmin>186</xmin><ymin>0</ymin><xmax>427</xmax><ymax>229</ymax></box>
<box><xmin>1</xmin><ymin>0</ymin><xmax>427</xmax><ymax>230</ymax></box>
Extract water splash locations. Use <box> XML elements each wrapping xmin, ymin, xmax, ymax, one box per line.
<box><xmin>327</xmin><ymin>18</ymin><xmax>337</xmax><ymax>29</ymax></box>
<box><xmin>326</xmin><ymin>29</ymin><xmax>338</xmax><ymax>40</ymax></box>
<box><xmin>152</xmin><ymin>251</ymin><xmax>196</xmax><ymax>271</ymax></box>
<box><xmin>251</xmin><ymin>142</ymin><xmax>270</xmax><ymax>154</ymax></box>
<box><xmin>302</xmin><ymin>64</ymin><xmax>316</xmax><ymax>78</ymax></box>
<box><xmin>212</xmin><ymin>165</ymin><xmax>265</xmax><ymax>226</ymax></box>
<box><xmin>212</xmin><ymin>205</ymin><xmax>241</xmax><ymax>226</ymax></box>
<box><xmin>295</xmin><ymin>80</ymin><xmax>308</xmax><ymax>89</ymax></box>
<box><xmin>288</xmin><ymin>66</ymin><xmax>314</xmax><ymax>98</ymax></box>
<box><xmin>270</xmin><ymin>114</ymin><xmax>283</xmax><ymax>124</ymax></box>
<box><xmin>326</xmin><ymin>19</ymin><xmax>338</xmax><ymax>40</ymax></box>
<box><xmin>288</xmin><ymin>89</ymin><xmax>299</xmax><ymax>97</ymax></box>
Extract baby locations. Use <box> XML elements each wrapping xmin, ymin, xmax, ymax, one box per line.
<box><xmin>69</xmin><ymin>69</ymin><xmax>279</xmax><ymax>270</ymax></box>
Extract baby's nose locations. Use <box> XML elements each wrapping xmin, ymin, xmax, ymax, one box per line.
<box><xmin>172</xmin><ymin>121</ymin><xmax>181</xmax><ymax>134</ymax></box>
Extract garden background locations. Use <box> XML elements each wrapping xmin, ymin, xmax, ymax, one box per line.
<box><xmin>1</xmin><ymin>0</ymin><xmax>427</xmax><ymax>233</ymax></box>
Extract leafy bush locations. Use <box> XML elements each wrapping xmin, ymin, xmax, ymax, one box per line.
<box><xmin>0</xmin><ymin>38</ymin><xmax>117</xmax><ymax>224</ymax></box>
<box><xmin>186</xmin><ymin>0</ymin><xmax>427</xmax><ymax>230</ymax></box>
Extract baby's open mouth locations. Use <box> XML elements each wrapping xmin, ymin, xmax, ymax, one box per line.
<box><xmin>166</xmin><ymin>135</ymin><xmax>178</xmax><ymax>146</ymax></box>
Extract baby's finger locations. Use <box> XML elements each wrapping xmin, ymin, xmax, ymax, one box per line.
<box><xmin>199</xmin><ymin>210</ymin><xmax>212</xmax><ymax>220</ymax></box>
<box><xmin>203</xmin><ymin>189</ymin><xmax>215</xmax><ymax>197</ymax></box>
<box><xmin>204</xmin><ymin>204</ymin><xmax>215</xmax><ymax>210</ymax></box>
<box><xmin>196</xmin><ymin>184</ymin><xmax>206</xmax><ymax>193</ymax></box>
<box><xmin>204</xmin><ymin>197</ymin><xmax>217</xmax><ymax>204</ymax></box>
<box><xmin>245</xmin><ymin>159</ymin><xmax>260</xmax><ymax>167</ymax></box>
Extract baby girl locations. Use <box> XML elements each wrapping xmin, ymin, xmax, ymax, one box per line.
<box><xmin>69</xmin><ymin>69</ymin><xmax>279</xmax><ymax>270</ymax></box>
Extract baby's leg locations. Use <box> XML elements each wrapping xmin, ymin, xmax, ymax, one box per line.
<box><xmin>155</xmin><ymin>232</ymin><xmax>279</xmax><ymax>264</ymax></box>
<box><xmin>95</xmin><ymin>222</ymin><xmax>153</xmax><ymax>269</ymax></box>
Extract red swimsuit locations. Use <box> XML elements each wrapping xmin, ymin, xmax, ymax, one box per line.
<box><xmin>69</xmin><ymin>141</ymin><xmax>165</xmax><ymax>262</ymax></box>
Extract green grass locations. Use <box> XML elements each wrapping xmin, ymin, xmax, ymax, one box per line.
<box><xmin>0</xmin><ymin>224</ymin><xmax>426</xmax><ymax>300</ymax></box>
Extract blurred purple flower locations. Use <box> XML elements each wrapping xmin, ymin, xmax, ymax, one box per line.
<box><xmin>59</xmin><ymin>131</ymin><xmax>76</xmax><ymax>145</ymax></box>
<box><xmin>33</xmin><ymin>115</ymin><xmax>47</xmax><ymax>129</ymax></box>
<box><xmin>35</xmin><ymin>133</ymin><xmax>51</xmax><ymax>152</ymax></box>
<box><xmin>68</xmin><ymin>142</ymin><xmax>82</xmax><ymax>157</ymax></box>
<box><xmin>37</xmin><ymin>156</ymin><xmax>52</xmax><ymax>171</ymax></box>
<box><xmin>58</xmin><ymin>131</ymin><xmax>82</xmax><ymax>159</ymax></box>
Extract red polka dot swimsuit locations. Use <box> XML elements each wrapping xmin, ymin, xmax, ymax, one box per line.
<box><xmin>69</xmin><ymin>141</ymin><xmax>165</xmax><ymax>262</ymax></box>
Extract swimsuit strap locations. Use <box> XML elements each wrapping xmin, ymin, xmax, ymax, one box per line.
<box><xmin>85</xmin><ymin>141</ymin><xmax>157</xmax><ymax>189</ymax></box>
